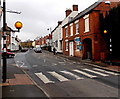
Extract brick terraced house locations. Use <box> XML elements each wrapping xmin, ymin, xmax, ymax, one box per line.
<box><xmin>62</xmin><ymin>0</ymin><xmax>119</xmax><ymax>61</ymax></box>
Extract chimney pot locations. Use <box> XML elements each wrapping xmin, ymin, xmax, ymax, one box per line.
<box><xmin>65</xmin><ymin>9</ymin><xmax>72</xmax><ymax>17</ymax></box>
<box><xmin>58</xmin><ymin>21</ymin><xmax>62</xmax><ymax>25</ymax></box>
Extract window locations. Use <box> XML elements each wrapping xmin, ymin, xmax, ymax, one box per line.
<box><xmin>84</xmin><ymin>14</ymin><xmax>90</xmax><ymax>33</ymax></box>
<box><xmin>76</xmin><ymin>42</ymin><xmax>79</xmax><ymax>51</ymax></box>
<box><xmin>65</xmin><ymin>41</ymin><xmax>68</xmax><ymax>51</ymax></box>
<box><xmin>74</xmin><ymin>37</ymin><xmax>80</xmax><ymax>51</ymax></box>
<box><xmin>68</xmin><ymin>17</ymin><xmax>73</xmax><ymax>22</ymax></box>
<box><xmin>65</xmin><ymin>27</ymin><xmax>68</xmax><ymax>37</ymax></box>
<box><xmin>75</xmin><ymin>23</ymin><xmax>79</xmax><ymax>34</ymax></box>
<box><xmin>70</xmin><ymin>24</ymin><xmax>73</xmax><ymax>36</ymax></box>
<box><xmin>55</xmin><ymin>40</ymin><xmax>58</xmax><ymax>47</ymax></box>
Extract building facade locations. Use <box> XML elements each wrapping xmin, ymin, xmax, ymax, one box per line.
<box><xmin>62</xmin><ymin>0</ymin><xmax>119</xmax><ymax>61</ymax></box>
<box><xmin>52</xmin><ymin>5</ymin><xmax>78</xmax><ymax>53</ymax></box>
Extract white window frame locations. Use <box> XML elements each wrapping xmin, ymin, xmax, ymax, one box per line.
<box><xmin>70</xmin><ymin>23</ymin><xmax>73</xmax><ymax>36</ymax></box>
<box><xmin>65</xmin><ymin>40</ymin><xmax>68</xmax><ymax>51</ymax></box>
<box><xmin>65</xmin><ymin>26</ymin><xmax>68</xmax><ymax>37</ymax></box>
<box><xmin>83</xmin><ymin>14</ymin><xmax>90</xmax><ymax>33</ymax></box>
<box><xmin>75</xmin><ymin>37</ymin><xmax>80</xmax><ymax>51</ymax></box>
<box><xmin>74</xmin><ymin>20</ymin><xmax>79</xmax><ymax>35</ymax></box>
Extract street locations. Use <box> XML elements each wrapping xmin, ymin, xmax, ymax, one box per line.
<box><xmin>3</xmin><ymin>49</ymin><xmax>119</xmax><ymax>98</ymax></box>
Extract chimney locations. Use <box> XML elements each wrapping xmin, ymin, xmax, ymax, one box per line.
<box><xmin>65</xmin><ymin>9</ymin><xmax>72</xmax><ymax>17</ymax></box>
<box><xmin>58</xmin><ymin>21</ymin><xmax>62</xmax><ymax>25</ymax></box>
<box><xmin>73</xmin><ymin>5</ymin><xmax>78</xmax><ymax>11</ymax></box>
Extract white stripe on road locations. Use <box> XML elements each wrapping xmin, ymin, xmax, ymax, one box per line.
<box><xmin>73</xmin><ymin>69</ymin><xmax>97</xmax><ymax>78</ymax></box>
<box><xmin>48</xmin><ymin>71</ymin><xmax>69</xmax><ymax>82</ymax></box>
<box><xmin>60</xmin><ymin>70</ymin><xmax>84</xmax><ymax>80</ymax></box>
<box><xmin>35</xmin><ymin>72</ymin><xmax>54</xmax><ymax>84</ymax></box>
<box><xmin>93</xmin><ymin>68</ymin><xmax>120</xmax><ymax>76</ymax></box>
<box><xmin>83</xmin><ymin>69</ymin><xmax>109</xmax><ymax>77</ymax></box>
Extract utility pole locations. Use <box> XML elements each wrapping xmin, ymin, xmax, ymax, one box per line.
<box><xmin>2</xmin><ymin>0</ymin><xmax>7</xmax><ymax>83</ymax></box>
<box><xmin>2</xmin><ymin>0</ymin><xmax>22</xmax><ymax>83</ymax></box>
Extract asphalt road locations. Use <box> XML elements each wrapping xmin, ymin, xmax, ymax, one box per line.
<box><xmin>14</xmin><ymin>50</ymin><xmax>120</xmax><ymax>98</ymax></box>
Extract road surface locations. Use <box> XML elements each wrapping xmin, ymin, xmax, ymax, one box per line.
<box><xmin>14</xmin><ymin>50</ymin><xmax>120</xmax><ymax>98</ymax></box>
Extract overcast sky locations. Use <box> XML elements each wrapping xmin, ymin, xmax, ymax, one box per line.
<box><xmin>4</xmin><ymin>0</ymin><xmax>99</xmax><ymax>41</ymax></box>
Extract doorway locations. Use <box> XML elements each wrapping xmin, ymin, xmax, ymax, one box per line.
<box><xmin>83</xmin><ymin>38</ymin><xmax>92</xmax><ymax>60</ymax></box>
<box><xmin>69</xmin><ymin>41</ymin><xmax>74</xmax><ymax>56</ymax></box>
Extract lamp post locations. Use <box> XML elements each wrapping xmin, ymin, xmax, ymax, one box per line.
<box><xmin>2</xmin><ymin>0</ymin><xmax>23</xmax><ymax>83</ymax></box>
<box><xmin>47</xmin><ymin>27</ymin><xmax>52</xmax><ymax>52</ymax></box>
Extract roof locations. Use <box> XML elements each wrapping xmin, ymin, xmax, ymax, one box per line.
<box><xmin>63</xmin><ymin>0</ymin><xmax>104</xmax><ymax>27</ymax></box>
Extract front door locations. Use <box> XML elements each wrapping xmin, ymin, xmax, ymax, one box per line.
<box><xmin>69</xmin><ymin>42</ymin><xmax>74</xmax><ymax>56</ymax></box>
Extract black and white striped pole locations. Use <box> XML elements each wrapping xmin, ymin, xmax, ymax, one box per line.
<box><xmin>109</xmin><ymin>36</ymin><xmax>112</xmax><ymax>65</ymax></box>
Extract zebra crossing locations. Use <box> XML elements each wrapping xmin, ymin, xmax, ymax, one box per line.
<box><xmin>35</xmin><ymin>68</ymin><xmax>120</xmax><ymax>84</ymax></box>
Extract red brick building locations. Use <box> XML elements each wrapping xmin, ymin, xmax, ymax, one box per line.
<box><xmin>62</xmin><ymin>0</ymin><xmax>119</xmax><ymax>61</ymax></box>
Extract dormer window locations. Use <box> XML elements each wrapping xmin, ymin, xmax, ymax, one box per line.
<box><xmin>68</xmin><ymin>17</ymin><xmax>73</xmax><ymax>22</ymax></box>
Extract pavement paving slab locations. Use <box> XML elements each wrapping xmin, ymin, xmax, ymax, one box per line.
<box><xmin>1</xmin><ymin>58</ymin><xmax>48</xmax><ymax>98</ymax></box>
<box><xmin>2</xmin><ymin>85</ymin><xmax>47</xmax><ymax>98</ymax></box>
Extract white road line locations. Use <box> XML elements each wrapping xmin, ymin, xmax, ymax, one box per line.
<box><xmin>93</xmin><ymin>68</ymin><xmax>120</xmax><ymax>76</ymax></box>
<box><xmin>83</xmin><ymin>69</ymin><xmax>109</xmax><ymax>77</ymax></box>
<box><xmin>48</xmin><ymin>71</ymin><xmax>69</xmax><ymax>82</ymax></box>
<box><xmin>60</xmin><ymin>70</ymin><xmax>84</xmax><ymax>80</ymax></box>
<box><xmin>35</xmin><ymin>72</ymin><xmax>54</xmax><ymax>84</ymax></box>
<box><xmin>73</xmin><ymin>69</ymin><xmax>97</xmax><ymax>78</ymax></box>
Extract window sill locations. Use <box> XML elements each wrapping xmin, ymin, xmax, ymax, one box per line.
<box><xmin>84</xmin><ymin>30</ymin><xmax>89</xmax><ymax>33</ymax></box>
<box><xmin>75</xmin><ymin>33</ymin><xmax>79</xmax><ymax>35</ymax></box>
<box><xmin>76</xmin><ymin>49</ymin><xmax>79</xmax><ymax>51</ymax></box>
<box><xmin>66</xmin><ymin>49</ymin><xmax>68</xmax><ymax>51</ymax></box>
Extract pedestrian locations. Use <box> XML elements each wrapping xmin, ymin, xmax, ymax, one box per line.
<box><xmin>53</xmin><ymin>47</ymin><xmax>56</xmax><ymax>55</ymax></box>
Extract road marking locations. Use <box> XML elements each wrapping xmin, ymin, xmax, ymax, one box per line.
<box><xmin>32</xmin><ymin>65</ymin><xmax>38</xmax><ymax>67</ymax></box>
<box><xmin>73</xmin><ymin>69</ymin><xmax>97</xmax><ymax>78</ymax></box>
<box><xmin>44</xmin><ymin>59</ymin><xmax>46</xmax><ymax>63</ymax></box>
<box><xmin>52</xmin><ymin>63</ymin><xmax>57</xmax><ymax>66</ymax></box>
<box><xmin>93</xmin><ymin>68</ymin><xmax>120</xmax><ymax>76</ymax></box>
<box><xmin>83</xmin><ymin>69</ymin><xmax>109</xmax><ymax>77</ymax></box>
<box><xmin>58</xmin><ymin>62</ymin><xmax>65</xmax><ymax>64</ymax></box>
<box><xmin>48</xmin><ymin>71</ymin><xmax>69</xmax><ymax>82</ymax></box>
<box><xmin>16</xmin><ymin>61</ymin><xmax>24</xmax><ymax>67</ymax></box>
<box><xmin>35</xmin><ymin>72</ymin><xmax>54</xmax><ymax>84</ymax></box>
<box><xmin>60</xmin><ymin>70</ymin><xmax>84</xmax><ymax>80</ymax></box>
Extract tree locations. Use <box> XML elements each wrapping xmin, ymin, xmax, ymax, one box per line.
<box><xmin>101</xmin><ymin>4</ymin><xmax>120</xmax><ymax>59</ymax></box>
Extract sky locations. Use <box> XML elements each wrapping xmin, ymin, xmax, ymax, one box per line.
<box><xmin>3</xmin><ymin>0</ymin><xmax>99</xmax><ymax>41</ymax></box>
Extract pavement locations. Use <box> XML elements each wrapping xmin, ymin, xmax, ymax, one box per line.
<box><xmin>55</xmin><ymin>52</ymin><xmax>120</xmax><ymax>73</ymax></box>
<box><xmin>1</xmin><ymin>58</ymin><xmax>48</xmax><ymax>99</ymax></box>
<box><xmin>1</xmin><ymin>50</ymin><xmax>120</xmax><ymax>99</ymax></box>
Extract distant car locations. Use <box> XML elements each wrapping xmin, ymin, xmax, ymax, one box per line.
<box><xmin>0</xmin><ymin>51</ymin><xmax>15</xmax><ymax>58</ymax></box>
<box><xmin>21</xmin><ymin>48</ymin><xmax>28</xmax><ymax>52</ymax></box>
<box><xmin>34</xmin><ymin>47</ymin><xmax>42</xmax><ymax>53</ymax></box>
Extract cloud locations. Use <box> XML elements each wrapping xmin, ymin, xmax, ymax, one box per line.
<box><xmin>5</xmin><ymin>0</ymin><xmax>98</xmax><ymax>41</ymax></box>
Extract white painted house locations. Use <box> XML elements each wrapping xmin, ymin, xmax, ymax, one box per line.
<box><xmin>8</xmin><ymin>31</ymin><xmax>20</xmax><ymax>51</ymax></box>
<box><xmin>52</xmin><ymin>5</ymin><xmax>78</xmax><ymax>53</ymax></box>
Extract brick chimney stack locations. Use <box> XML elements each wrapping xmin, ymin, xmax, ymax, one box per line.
<box><xmin>65</xmin><ymin>9</ymin><xmax>72</xmax><ymax>17</ymax></box>
<box><xmin>73</xmin><ymin>5</ymin><xmax>78</xmax><ymax>11</ymax></box>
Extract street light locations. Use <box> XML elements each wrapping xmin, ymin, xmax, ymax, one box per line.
<box><xmin>2</xmin><ymin>0</ymin><xmax>23</xmax><ymax>83</ymax></box>
<box><xmin>14</xmin><ymin>21</ymin><xmax>23</xmax><ymax>32</ymax></box>
<box><xmin>104</xmin><ymin>30</ymin><xmax>107</xmax><ymax>34</ymax></box>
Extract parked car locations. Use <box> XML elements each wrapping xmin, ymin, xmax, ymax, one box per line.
<box><xmin>34</xmin><ymin>47</ymin><xmax>42</xmax><ymax>53</ymax></box>
<box><xmin>0</xmin><ymin>51</ymin><xmax>15</xmax><ymax>58</ymax></box>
